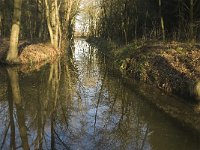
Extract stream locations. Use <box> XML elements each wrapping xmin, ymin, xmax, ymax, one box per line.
<box><xmin>0</xmin><ymin>39</ymin><xmax>200</xmax><ymax>150</ymax></box>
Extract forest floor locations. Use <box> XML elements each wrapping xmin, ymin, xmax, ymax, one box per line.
<box><xmin>88</xmin><ymin>38</ymin><xmax>200</xmax><ymax>102</ymax></box>
<box><xmin>0</xmin><ymin>38</ymin><xmax>60</xmax><ymax>68</ymax></box>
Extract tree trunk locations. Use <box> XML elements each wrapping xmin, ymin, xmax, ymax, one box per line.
<box><xmin>190</xmin><ymin>0</ymin><xmax>194</xmax><ymax>41</ymax></box>
<box><xmin>0</xmin><ymin>0</ymin><xmax>3</xmax><ymax>37</ymax></box>
<box><xmin>61</xmin><ymin>0</ymin><xmax>73</xmax><ymax>40</ymax></box>
<box><xmin>178</xmin><ymin>0</ymin><xmax>183</xmax><ymax>40</ymax></box>
<box><xmin>159</xmin><ymin>0</ymin><xmax>165</xmax><ymax>41</ymax></box>
<box><xmin>45</xmin><ymin>0</ymin><xmax>61</xmax><ymax>49</ymax></box>
<box><xmin>6</xmin><ymin>0</ymin><xmax>22</xmax><ymax>64</ymax></box>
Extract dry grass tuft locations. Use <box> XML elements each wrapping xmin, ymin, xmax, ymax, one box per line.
<box><xmin>19</xmin><ymin>43</ymin><xmax>60</xmax><ymax>64</ymax></box>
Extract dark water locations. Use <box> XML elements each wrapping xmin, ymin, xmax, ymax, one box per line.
<box><xmin>0</xmin><ymin>39</ymin><xmax>199</xmax><ymax>150</ymax></box>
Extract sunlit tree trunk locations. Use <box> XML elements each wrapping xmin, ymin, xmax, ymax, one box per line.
<box><xmin>62</xmin><ymin>0</ymin><xmax>80</xmax><ymax>40</ymax></box>
<box><xmin>45</xmin><ymin>0</ymin><xmax>62</xmax><ymax>49</ymax></box>
<box><xmin>6</xmin><ymin>0</ymin><xmax>22</xmax><ymax>63</ymax></box>
<box><xmin>122</xmin><ymin>0</ymin><xmax>128</xmax><ymax>44</ymax></box>
<box><xmin>159</xmin><ymin>0</ymin><xmax>165</xmax><ymax>41</ymax></box>
<box><xmin>65</xmin><ymin>0</ymin><xmax>73</xmax><ymax>34</ymax></box>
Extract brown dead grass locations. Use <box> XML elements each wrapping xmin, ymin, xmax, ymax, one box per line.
<box><xmin>138</xmin><ymin>41</ymin><xmax>200</xmax><ymax>80</ymax></box>
<box><xmin>121</xmin><ymin>41</ymin><xmax>200</xmax><ymax>101</ymax></box>
<box><xmin>0</xmin><ymin>39</ymin><xmax>60</xmax><ymax>65</ymax></box>
<box><xmin>19</xmin><ymin>43</ymin><xmax>60</xmax><ymax>64</ymax></box>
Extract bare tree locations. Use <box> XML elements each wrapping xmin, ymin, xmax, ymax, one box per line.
<box><xmin>159</xmin><ymin>0</ymin><xmax>165</xmax><ymax>41</ymax></box>
<box><xmin>44</xmin><ymin>0</ymin><xmax>62</xmax><ymax>49</ymax></box>
<box><xmin>6</xmin><ymin>0</ymin><xmax>22</xmax><ymax>63</ymax></box>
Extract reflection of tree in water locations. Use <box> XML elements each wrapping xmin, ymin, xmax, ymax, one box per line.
<box><xmin>94</xmin><ymin>48</ymin><xmax>200</xmax><ymax>150</ymax></box>
<box><xmin>89</xmin><ymin>69</ymin><xmax>150</xmax><ymax>149</ymax></box>
<box><xmin>0</xmin><ymin>52</ymin><xmax>79</xmax><ymax>149</ymax></box>
<box><xmin>0</xmin><ymin>40</ymin><xmax>200</xmax><ymax>150</ymax></box>
<box><xmin>88</xmin><ymin>49</ymin><xmax>143</xmax><ymax>149</ymax></box>
<box><xmin>3</xmin><ymin>68</ymin><xmax>30</xmax><ymax>150</ymax></box>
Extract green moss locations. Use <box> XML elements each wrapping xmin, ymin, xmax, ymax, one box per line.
<box><xmin>112</xmin><ymin>43</ymin><xmax>137</xmax><ymax>59</ymax></box>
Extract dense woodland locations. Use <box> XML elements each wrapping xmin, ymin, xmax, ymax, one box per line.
<box><xmin>0</xmin><ymin>0</ymin><xmax>80</xmax><ymax>63</ymax></box>
<box><xmin>0</xmin><ymin>0</ymin><xmax>80</xmax><ymax>41</ymax></box>
<box><xmin>87</xmin><ymin>0</ymin><xmax>200</xmax><ymax>44</ymax></box>
<box><xmin>0</xmin><ymin>1</ymin><xmax>200</xmax><ymax>149</ymax></box>
<box><xmin>1</xmin><ymin>0</ymin><xmax>200</xmax><ymax>62</ymax></box>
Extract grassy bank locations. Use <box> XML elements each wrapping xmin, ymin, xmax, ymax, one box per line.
<box><xmin>88</xmin><ymin>37</ymin><xmax>200</xmax><ymax>102</ymax></box>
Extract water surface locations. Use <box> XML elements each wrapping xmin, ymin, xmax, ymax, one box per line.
<box><xmin>0</xmin><ymin>39</ymin><xmax>199</xmax><ymax>150</ymax></box>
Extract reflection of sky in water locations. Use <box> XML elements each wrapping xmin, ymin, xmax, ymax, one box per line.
<box><xmin>72</xmin><ymin>39</ymin><xmax>112</xmax><ymax>140</ymax></box>
<box><xmin>0</xmin><ymin>39</ymin><xmax>199</xmax><ymax>150</ymax></box>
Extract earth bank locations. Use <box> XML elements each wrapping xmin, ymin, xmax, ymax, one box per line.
<box><xmin>88</xmin><ymin>38</ymin><xmax>200</xmax><ymax>102</ymax></box>
<box><xmin>87</xmin><ymin>37</ymin><xmax>200</xmax><ymax>133</ymax></box>
<box><xmin>0</xmin><ymin>39</ymin><xmax>60</xmax><ymax>65</ymax></box>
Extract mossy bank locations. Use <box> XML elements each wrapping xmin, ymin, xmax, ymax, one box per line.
<box><xmin>88</xmin><ymin>38</ymin><xmax>200</xmax><ymax>102</ymax></box>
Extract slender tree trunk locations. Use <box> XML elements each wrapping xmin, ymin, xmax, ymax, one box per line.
<box><xmin>178</xmin><ymin>0</ymin><xmax>183</xmax><ymax>40</ymax></box>
<box><xmin>66</xmin><ymin>0</ymin><xmax>73</xmax><ymax>29</ymax></box>
<box><xmin>135</xmin><ymin>18</ymin><xmax>138</xmax><ymax>40</ymax></box>
<box><xmin>190</xmin><ymin>0</ymin><xmax>194</xmax><ymax>41</ymax></box>
<box><xmin>159</xmin><ymin>0</ymin><xmax>165</xmax><ymax>41</ymax></box>
<box><xmin>62</xmin><ymin>0</ymin><xmax>73</xmax><ymax>39</ymax></box>
<box><xmin>0</xmin><ymin>0</ymin><xmax>3</xmax><ymax>37</ymax></box>
<box><xmin>6</xmin><ymin>0</ymin><xmax>22</xmax><ymax>63</ymax></box>
<box><xmin>44</xmin><ymin>0</ymin><xmax>61</xmax><ymax>49</ymax></box>
<box><xmin>45</xmin><ymin>0</ymin><xmax>54</xmax><ymax>46</ymax></box>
